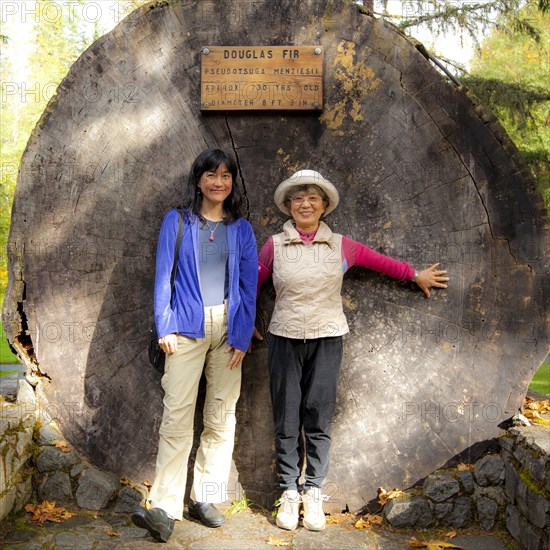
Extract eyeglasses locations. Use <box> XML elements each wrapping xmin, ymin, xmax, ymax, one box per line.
<box><xmin>290</xmin><ymin>195</ymin><xmax>323</xmax><ymax>206</ymax></box>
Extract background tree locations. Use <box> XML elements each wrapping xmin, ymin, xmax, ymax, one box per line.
<box><xmin>0</xmin><ymin>0</ymin><xmax>149</xmax><ymax>360</ymax></box>
<box><xmin>374</xmin><ymin>0</ymin><xmax>549</xmax><ymax>46</ymax></box>
<box><xmin>464</xmin><ymin>2</ymin><xmax>549</xmax><ymax>207</ymax></box>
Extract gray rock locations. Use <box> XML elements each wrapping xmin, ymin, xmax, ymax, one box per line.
<box><xmin>498</xmin><ymin>434</ymin><xmax>515</xmax><ymax>453</ymax></box>
<box><xmin>423</xmin><ymin>471</ymin><xmax>460</xmax><ymax>502</ymax></box>
<box><xmin>449</xmin><ymin>496</ymin><xmax>472</xmax><ymax>528</ymax></box>
<box><xmin>476</xmin><ymin>496</ymin><xmax>498</xmax><ymax>531</ymax></box>
<box><xmin>474</xmin><ymin>485</ymin><xmax>507</xmax><ymax>506</ymax></box>
<box><xmin>17</xmin><ymin>378</ymin><xmax>36</xmax><ymax>406</ymax></box>
<box><xmin>70</xmin><ymin>463</ymin><xmax>85</xmax><ymax>478</ymax></box>
<box><xmin>384</xmin><ymin>496</ymin><xmax>434</xmax><ymax>528</ymax></box>
<box><xmin>515</xmin><ymin>473</ymin><xmax>550</xmax><ymax>529</ymax></box>
<box><xmin>54</xmin><ymin>532</ymin><xmax>95</xmax><ymax>550</ymax></box>
<box><xmin>433</xmin><ymin>502</ymin><xmax>452</xmax><ymax>521</ymax></box>
<box><xmin>474</xmin><ymin>455</ymin><xmax>505</xmax><ymax>487</ymax></box>
<box><xmin>75</xmin><ymin>467</ymin><xmax>119</xmax><ymax>511</ymax></box>
<box><xmin>503</xmin><ymin>458</ymin><xmax>519</xmax><ymax>502</ymax></box>
<box><xmin>36</xmin><ymin>424</ymin><xmax>63</xmax><ymax>446</ymax></box>
<box><xmin>506</xmin><ymin>504</ymin><xmax>548</xmax><ymax>550</ymax></box>
<box><xmin>38</xmin><ymin>471</ymin><xmax>73</xmax><ymax>502</ymax></box>
<box><xmin>457</xmin><ymin>470</ymin><xmax>475</xmax><ymax>494</ymax></box>
<box><xmin>35</xmin><ymin>446</ymin><xmax>80</xmax><ymax>473</ymax></box>
<box><xmin>114</xmin><ymin>485</ymin><xmax>145</xmax><ymax>513</ymax></box>
<box><xmin>0</xmin><ymin>370</ymin><xmax>21</xmax><ymax>400</ymax></box>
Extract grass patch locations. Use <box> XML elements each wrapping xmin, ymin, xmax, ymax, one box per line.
<box><xmin>529</xmin><ymin>359</ymin><xmax>550</xmax><ymax>395</ymax></box>
<box><xmin>225</xmin><ymin>494</ymin><xmax>253</xmax><ymax>517</ymax></box>
<box><xmin>0</xmin><ymin>370</ymin><xmax>19</xmax><ymax>377</ymax></box>
<box><xmin>0</xmin><ymin>332</ymin><xmax>19</xmax><ymax>364</ymax></box>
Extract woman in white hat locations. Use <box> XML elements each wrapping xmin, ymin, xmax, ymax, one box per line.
<box><xmin>257</xmin><ymin>169</ymin><xmax>448</xmax><ymax>532</ymax></box>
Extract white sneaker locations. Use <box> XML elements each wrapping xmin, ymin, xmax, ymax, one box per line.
<box><xmin>275</xmin><ymin>489</ymin><xmax>301</xmax><ymax>530</ymax></box>
<box><xmin>301</xmin><ymin>487</ymin><xmax>326</xmax><ymax>531</ymax></box>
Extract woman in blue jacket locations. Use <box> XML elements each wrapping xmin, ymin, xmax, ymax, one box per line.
<box><xmin>132</xmin><ymin>149</ymin><xmax>258</xmax><ymax>542</ymax></box>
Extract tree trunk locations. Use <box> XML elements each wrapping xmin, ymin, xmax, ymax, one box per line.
<box><xmin>3</xmin><ymin>0</ymin><xmax>548</xmax><ymax>513</ymax></box>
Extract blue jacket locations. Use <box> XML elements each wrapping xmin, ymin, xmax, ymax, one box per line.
<box><xmin>154</xmin><ymin>209</ymin><xmax>258</xmax><ymax>352</ymax></box>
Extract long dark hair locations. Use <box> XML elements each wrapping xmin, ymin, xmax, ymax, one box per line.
<box><xmin>182</xmin><ymin>149</ymin><xmax>243</xmax><ymax>223</ymax></box>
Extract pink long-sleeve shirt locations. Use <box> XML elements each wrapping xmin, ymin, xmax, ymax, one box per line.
<box><xmin>258</xmin><ymin>227</ymin><xmax>414</xmax><ymax>288</ymax></box>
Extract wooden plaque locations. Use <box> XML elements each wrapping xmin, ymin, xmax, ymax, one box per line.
<box><xmin>200</xmin><ymin>46</ymin><xmax>323</xmax><ymax>110</ymax></box>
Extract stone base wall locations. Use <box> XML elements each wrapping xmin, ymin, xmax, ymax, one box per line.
<box><xmin>0</xmin><ymin>378</ymin><xmax>146</xmax><ymax>522</ymax></box>
<box><xmin>500</xmin><ymin>425</ymin><xmax>550</xmax><ymax>550</ymax></box>
<box><xmin>383</xmin><ymin>453</ymin><xmax>507</xmax><ymax>531</ymax></box>
<box><xmin>2</xmin><ymin>377</ymin><xmax>549</xmax><ymax>550</ymax></box>
<box><xmin>382</xmin><ymin>422</ymin><xmax>549</xmax><ymax>549</ymax></box>
<box><xmin>0</xmin><ymin>380</ymin><xmax>35</xmax><ymax>521</ymax></box>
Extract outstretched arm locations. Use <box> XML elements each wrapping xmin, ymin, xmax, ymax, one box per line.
<box><xmin>413</xmin><ymin>263</ymin><xmax>449</xmax><ymax>298</ymax></box>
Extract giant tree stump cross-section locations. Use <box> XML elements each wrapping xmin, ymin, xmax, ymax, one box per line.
<box><xmin>3</xmin><ymin>0</ymin><xmax>548</xmax><ymax>512</ymax></box>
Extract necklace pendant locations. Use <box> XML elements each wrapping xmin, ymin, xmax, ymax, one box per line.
<box><xmin>209</xmin><ymin>234</ymin><xmax>215</xmax><ymax>241</ymax></box>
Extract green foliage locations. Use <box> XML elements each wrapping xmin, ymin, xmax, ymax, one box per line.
<box><xmin>466</xmin><ymin>1</ymin><xmax>550</xmax><ymax>208</ymax></box>
<box><xmin>225</xmin><ymin>494</ymin><xmax>254</xmax><ymax>517</ymax></box>
<box><xmin>0</xmin><ymin>336</ymin><xmax>18</xmax><ymax>365</ymax></box>
<box><xmin>378</xmin><ymin>1</ymin><xmax>548</xmax><ymax>46</ymax></box>
<box><xmin>529</xmin><ymin>360</ymin><xmax>550</xmax><ymax>395</ymax></box>
<box><xmin>0</xmin><ymin>0</ymin><xmax>150</xmax><ymax>313</ymax></box>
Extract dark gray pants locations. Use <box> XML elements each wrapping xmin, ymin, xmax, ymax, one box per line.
<box><xmin>267</xmin><ymin>332</ymin><xmax>343</xmax><ymax>491</ymax></box>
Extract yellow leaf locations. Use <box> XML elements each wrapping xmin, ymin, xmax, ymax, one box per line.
<box><xmin>326</xmin><ymin>512</ymin><xmax>353</xmax><ymax>524</ymax></box>
<box><xmin>532</xmin><ymin>417</ymin><xmax>550</xmax><ymax>426</ymax></box>
<box><xmin>355</xmin><ymin>517</ymin><xmax>371</xmax><ymax>529</ymax></box>
<box><xmin>52</xmin><ymin>439</ymin><xmax>71</xmax><ymax>453</ymax></box>
<box><xmin>408</xmin><ymin>537</ymin><xmax>427</xmax><ymax>548</ymax></box>
<box><xmin>377</xmin><ymin>487</ymin><xmax>404</xmax><ymax>506</ymax></box>
<box><xmin>408</xmin><ymin>538</ymin><xmax>463</xmax><ymax>549</ymax></box>
<box><xmin>365</xmin><ymin>513</ymin><xmax>383</xmax><ymax>524</ymax></box>
<box><xmin>107</xmin><ymin>530</ymin><xmax>122</xmax><ymax>537</ymax></box>
<box><xmin>267</xmin><ymin>534</ymin><xmax>290</xmax><ymax>546</ymax></box>
<box><xmin>426</xmin><ymin>542</ymin><xmax>463</xmax><ymax>549</ymax></box>
<box><xmin>444</xmin><ymin>529</ymin><xmax>457</xmax><ymax>538</ymax></box>
<box><xmin>25</xmin><ymin>500</ymin><xmax>74</xmax><ymax>526</ymax></box>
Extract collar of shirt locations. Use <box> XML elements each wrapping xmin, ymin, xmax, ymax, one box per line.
<box><xmin>295</xmin><ymin>226</ymin><xmax>318</xmax><ymax>245</ymax></box>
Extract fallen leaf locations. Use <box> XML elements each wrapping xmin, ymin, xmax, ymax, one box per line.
<box><xmin>107</xmin><ymin>530</ymin><xmax>122</xmax><ymax>537</ymax></box>
<box><xmin>522</xmin><ymin>397</ymin><xmax>550</xmax><ymax>414</ymax></box>
<box><xmin>143</xmin><ymin>479</ymin><xmax>152</xmax><ymax>489</ymax></box>
<box><xmin>407</xmin><ymin>538</ymin><xmax>463</xmax><ymax>549</ymax></box>
<box><xmin>52</xmin><ymin>439</ymin><xmax>71</xmax><ymax>453</ymax></box>
<box><xmin>426</xmin><ymin>542</ymin><xmax>463</xmax><ymax>549</ymax></box>
<box><xmin>408</xmin><ymin>538</ymin><xmax>427</xmax><ymax>548</ymax></box>
<box><xmin>444</xmin><ymin>530</ymin><xmax>457</xmax><ymax>538</ymax></box>
<box><xmin>456</xmin><ymin>463</ymin><xmax>474</xmax><ymax>471</ymax></box>
<box><xmin>377</xmin><ymin>487</ymin><xmax>405</xmax><ymax>506</ymax></box>
<box><xmin>267</xmin><ymin>534</ymin><xmax>290</xmax><ymax>546</ymax></box>
<box><xmin>355</xmin><ymin>517</ymin><xmax>371</xmax><ymax>529</ymax></box>
<box><xmin>326</xmin><ymin>512</ymin><xmax>353</xmax><ymax>524</ymax></box>
<box><xmin>365</xmin><ymin>513</ymin><xmax>383</xmax><ymax>524</ymax></box>
<box><xmin>25</xmin><ymin>501</ymin><xmax>74</xmax><ymax>526</ymax></box>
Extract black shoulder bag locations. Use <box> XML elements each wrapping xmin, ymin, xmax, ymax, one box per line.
<box><xmin>148</xmin><ymin>210</ymin><xmax>184</xmax><ymax>372</ymax></box>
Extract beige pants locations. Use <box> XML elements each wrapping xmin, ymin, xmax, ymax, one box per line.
<box><xmin>148</xmin><ymin>304</ymin><xmax>241</xmax><ymax>520</ymax></box>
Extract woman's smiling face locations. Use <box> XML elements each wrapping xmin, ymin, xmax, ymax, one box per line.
<box><xmin>198</xmin><ymin>163</ymin><xmax>233</xmax><ymax>208</ymax></box>
<box><xmin>287</xmin><ymin>191</ymin><xmax>326</xmax><ymax>231</ymax></box>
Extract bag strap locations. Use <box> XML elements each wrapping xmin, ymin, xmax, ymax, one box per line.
<box><xmin>169</xmin><ymin>209</ymin><xmax>184</xmax><ymax>302</ymax></box>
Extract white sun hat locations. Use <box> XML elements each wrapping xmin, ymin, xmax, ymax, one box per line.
<box><xmin>274</xmin><ymin>170</ymin><xmax>340</xmax><ymax>216</ymax></box>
